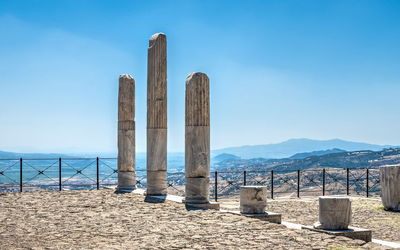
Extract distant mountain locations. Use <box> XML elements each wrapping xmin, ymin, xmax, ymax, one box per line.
<box><xmin>215</xmin><ymin>148</ymin><xmax>400</xmax><ymax>172</ymax></box>
<box><xmin>0</xmin><ymin>151</ymin><xmax>72</xmax><ymax>159</ymax></box>
<box><xmin>212</xmin><ymin>153</ymin><xmax>240</xmax><ymax>163</ymax></box>
<box><xmin>212</xmin><ymin>138</ymin><xmax>395</xmax><ymax>159</ymax></box>
<box><xmin>289</xmin><ymin>148</ymin><xmax>346</xmax><ymax>159</ymax></box>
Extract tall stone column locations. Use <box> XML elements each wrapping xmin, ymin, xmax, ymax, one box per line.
<box><xmin>117</xmin><ymin>74</ymin><xmax>136</xmax><ymax>192</ymax></box>
<box><xmin>380</xmin><ymin>165</ymin><xmax>400</xmax><ymax>211</ymax></box>
<box><xmin>147</xmin><ymin>33</ymin><xmax>167</xmax><ymax>196</ymax></box>
<box><xmin>185</xmin><ymin>72</ymin><xmax>210</xmax><ymax>204</ymax></box>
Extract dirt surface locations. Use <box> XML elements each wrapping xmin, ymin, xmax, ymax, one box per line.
<box><xmin>0</xmin><ymin>189</ymin><xmax>387</xmax><ymax>249</ymax></box>
<box><xmin>264</xmin><ymin>196</ymin><xmax>400</xmax><ymax>243</ymax></box>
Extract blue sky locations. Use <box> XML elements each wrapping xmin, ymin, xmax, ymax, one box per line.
<box><xmin>0</xmin><ymin>0</ymin><xmax>399</xmax><ymax>153</ymax></box>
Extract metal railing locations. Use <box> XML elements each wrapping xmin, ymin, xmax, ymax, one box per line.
<box><xmin>0</xmin><ymin>158</ymin><xmax>381</xmax><ymax>200</ymax></box>
<box><xmin>211</xmin><ymin>168</ymin><xmax>381</xmax><ymax>201</ymax></box>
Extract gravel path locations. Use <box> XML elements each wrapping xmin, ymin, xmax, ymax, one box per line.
<box><xmin>0</xmin><ymin>190</ymin><xmax>386</xmax><ymax>249</ymax></box>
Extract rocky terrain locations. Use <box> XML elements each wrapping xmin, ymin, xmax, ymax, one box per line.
<box><xmin>0</xmin><ymin>189</ymin><xmax>386</xmax><ymax>249</ymax></box>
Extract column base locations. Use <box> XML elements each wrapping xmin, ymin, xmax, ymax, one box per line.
<box><xmin>302</xmin><ymin>225</ymin><xmax>372</xmax><ymax>242</ymax></box>
<box><xmin>223</xmin><ymin>210</ymin><xmax>282</xmax><ymax>224</ymax></box>
<box><xmin>116</xmin><ymin>171</ymin><xmax>136</xmax><ymax>193</ymax></box>
<box><xmin>183</xmin><ymin>199</ymin><xmax>220</xmax><ymax>210</ymax></box>
<box><xmin>146</xmin><ymin>170</ymin><xmax>167</xmax><ymax>196</ymax></box>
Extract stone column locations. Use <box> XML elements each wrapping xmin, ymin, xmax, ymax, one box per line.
<box><xmin>314</xmin><ymin>196</ymin><xmax>352</xmax><ymax>230</ymax></box>
<box><xmin>147</xmin><ymin>33</ymin><xmax>167</xmax><ymax>196</ymax></box>
<box><xmin>240</xmin><ymin>186</ymin><xmax>267</xmax><ymax>214</ymax></box>
<box><xmin>185</xmin><ymin>72</ymin><xmax>210</xmax><ymax>204</ymax></box>
<box><xmin>380</xmin><ymin>165</ymin><xmax>400</xmax><ymax>211</ymax></box>
<box><xmin>117</xmin><ymin>74</ymin><xmax>136</xmax><ymax>192</ymax></box>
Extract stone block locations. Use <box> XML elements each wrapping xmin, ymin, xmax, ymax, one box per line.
<box><xmin>185</xmin><ymin>177</ymin><xmax>209</xmax><ymax>203</ymax></box>
<box><xmin>240</xmin><ymin>186</ymin><xmax>267</xmax><ymax>214</ymax></box>
<box><xmin>185</xmin><ymin>202</ymin><xmax>220</xmax><ymax>210</ymax></box>
<box><xmin>314</xmin><ymin>196</ymin><xmax>351</xmax><ymax>230</ymax></box>
<box><xmin>303</xmin><ymin>226</ymin><xmax>372</xmax><ymax>242</ymax></box>
<box><xmin>380</xmin><ymin>165</ymin><xmax>400</xmax><ymax>211</ymax></box>
<box><xmin>224</xmin><ymin>210</ymin><xmax>281</xmax><ymax>224</ymax></box>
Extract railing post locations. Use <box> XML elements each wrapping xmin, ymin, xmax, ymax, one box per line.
<box><xmin>214</xmin><ymin>171</ymin><xmax>218</xmax><ymax>202</ymax></box>
<box><xmin>19</xmin><ymin>158</ymin><xmax>23</xmax><ymax>192</ymax></box>
<box><xmin>322</xmin><ymin>168</ymin><xmax>325</xmax><ymax>196</ymax></box>
<box><xmin>243</xmin><ymin>170</ymin><xmax>247</xmax><ymax>186</ymax></box>
<box><xmin>271</xmin><ymin>170</ymin><xmax>274</xmax><ymax>199</ymax></box>
<box><xmin>346</xmin><ymin>168</ymin><xmax>349</xmax><ymax>195</ymax></box>
<box><xmin>96</xmin><ymin>157</ymin><xmax>100</xmax><ymax>190</ymax></box>
<box><xmin>297</xmin><ymin>170</ymin><xmax>300</xmax><ymax>198</ymax></box>
<box><xmin>366</xmin><ymin>168</ymin><xmax>369</xmax><ymax>198</ymax></box>
<box><xmin>59</xmin><ymin>158</ymin><xmax>62</xmax><ymax>191</ymax></box>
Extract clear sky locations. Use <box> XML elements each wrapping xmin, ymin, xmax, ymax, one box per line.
<box><xmin>0</xmin><ymin>0</ymin><xmax>399</xmax><ymax>153</ymax></box>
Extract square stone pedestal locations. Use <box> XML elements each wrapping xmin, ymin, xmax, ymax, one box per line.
<box><xmin>302</xmin><ymin>225</ymin><xmax>372</xmax><ymax>242</ymax></box>
<box><xmin>223</xmin><ymin>210</ymin><xmax>282</xmax><ymax>224</ymax></box>
<box><xmin>184</xmin><ymin>202</ymin><xmax>220</xmax><ymax>210</ymax></box>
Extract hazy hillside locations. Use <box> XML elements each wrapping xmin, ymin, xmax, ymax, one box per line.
<box><xmin>214</xmin><ymin>148</ymin><xmax>400</xmax><ymax>172</ymax></box>
<box><xmin>0</xmin><ymin>151</ymin><xmax>72</xmax><ymax>159</ymax></box>
<box><xmin>212</xmin><ymin>153</ymin><xmax>240</xmax><ymax>163</ymax></box>
<box><xmin>289</xmin><ymin>148</ymin><xmax>346</xmax><ymax>159</ymax></box>
<box><xmin>212</xmin><ymin>138</ymin><xmax>394</xmax><ymax>159</ymax></box>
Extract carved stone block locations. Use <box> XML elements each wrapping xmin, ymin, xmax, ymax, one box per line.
<box><xmin>240</xmin><ymin>186</ymin><xmax>267</xmax><ymax>214</ymax></box>
<box><xmin>314</xmin><ymin>196</ymin><xmax>351</xmax><ymax>230</ymax></box>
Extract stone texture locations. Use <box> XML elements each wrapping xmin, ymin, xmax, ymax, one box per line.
<box><xmin>146</xmin><ymin>170</ymin><xmax>167</xmax><ymax>196</ymax></box>
<box><xmin>117</xmin><ymin>74</ymin><xmax>135</xmax><ymax>192</ymax></box>
<box><xmin>185</xmin><ymin>72</ymin><xmax>210</xmax><ymax>204</ymax></box>
<box><xmin>185</xmin><ymin>177</ymin><xmax>210</xmax><ymax>204</ymax></box>
<box><xmin>380</xmin><ymin>165</ymin><xmax>400</xmax><ymax>211</ymax></box>
<box><xmin>146</xmin><ymin>129</ymin><xmax>167</xmax><ymax>171</ymax></box>
<box><xmin>185</xmin><ymin>126</ymin><xmax>209</xmax><ymax>178</ymax></box>
<box><xmin>147</xmin><ymin>33</ymin><xmax>167</xmax><ymax>196</ymax></box>
<box><xmin>240</xmin><ymin>186</ymin><xmax>267</xmax><ymax>214</ymax></box>
<box><xmin>314</xmin><ymin>196</ymin><xmax>352</xmax><ymax>230</ymax></box>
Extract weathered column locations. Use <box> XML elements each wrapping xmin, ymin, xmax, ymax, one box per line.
<box><xmin>240</xmin><ymin>186</ymin><xmax>267</xmax><ymax>214</ymax></box>
<box><xmin>380</xmin><ymin>165</ymin><xmax>400</xmax><ymax>211</ymax></box>
<box><xmin>117</xmin><ymin>74</ymin><xmax>136</xmax><ymax>192</ymax></box>
<box><xmin>314</xmin><ymin>196</ymin><xmax>352</xmax><ymax>230</ymax></box>
<box><xmin>185</xmin><ymin>72</ymin><xmax>210</xmax><ymax>204</ymax></box>
<box><xmin>147</xmin><ymin>33</ymin><xmax>167</xmax><ymax>196</ymax></box>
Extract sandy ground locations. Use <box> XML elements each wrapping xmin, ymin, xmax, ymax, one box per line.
<box><xmin>0</xmin><ymin>190</ymin><xmax>389</xmax><ymax>249</ymax></box>
<box><xmin>221</xmin><ymin>196</ymin><xmax>400</xmax><ymax>244</ymax></box>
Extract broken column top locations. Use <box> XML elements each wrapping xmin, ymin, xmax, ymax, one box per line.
<box><xmin>149</xmin><ymin>33</ymin><xmax>166</xmax><ymax>47</ymax></box>
<box><xmin>119</xmin><ymin>74</ymin><xmax>134</xmax><ymax>80</ymax></box>
<box><xmin>185</xmin><ymin>72</ymin><xmax>210</xmax><ymax>126</ymax></box>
